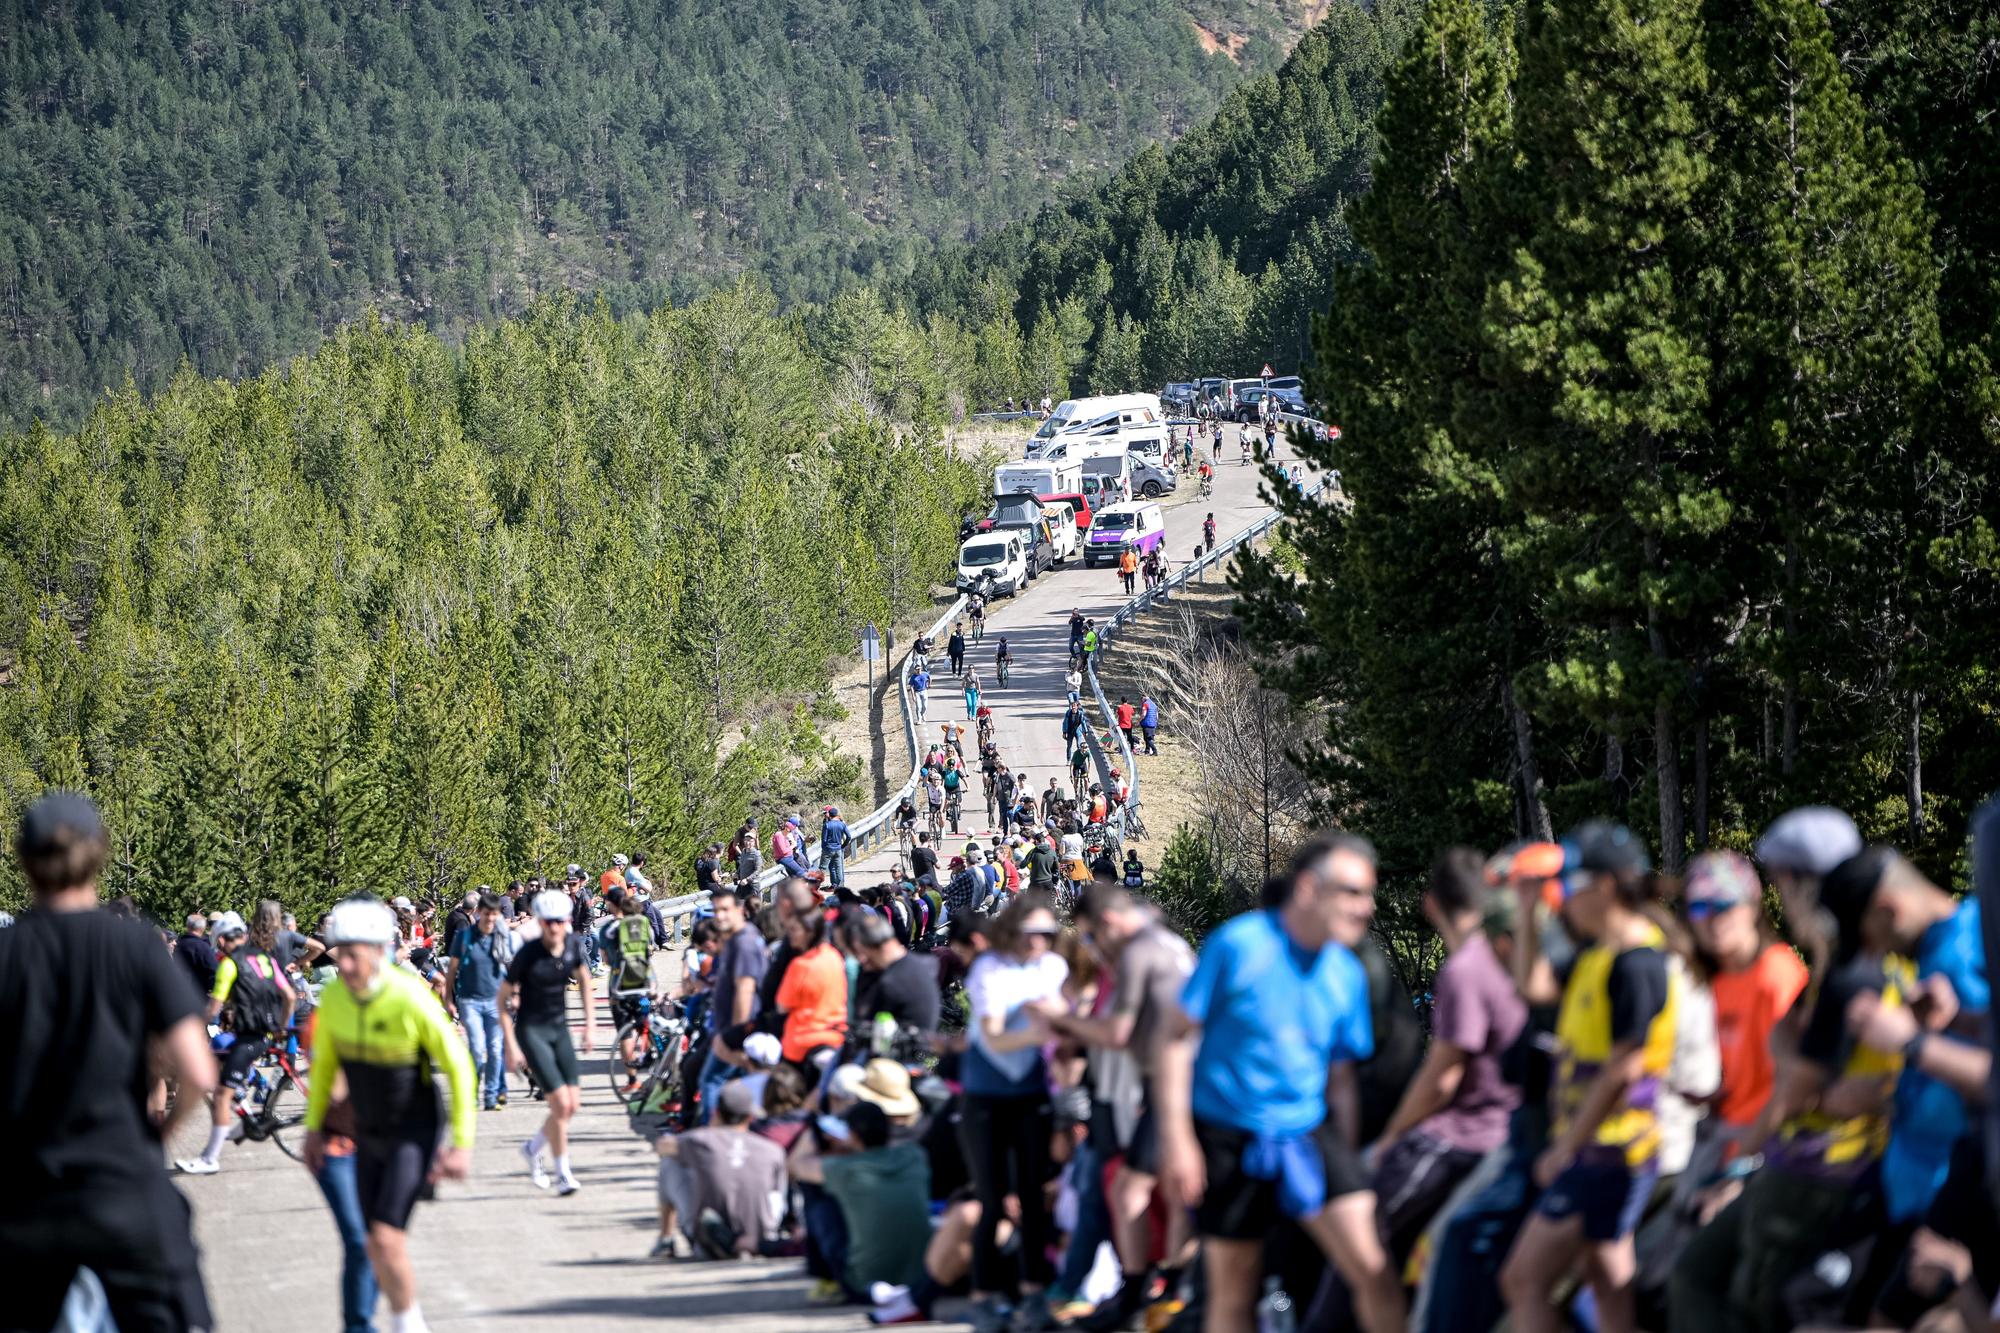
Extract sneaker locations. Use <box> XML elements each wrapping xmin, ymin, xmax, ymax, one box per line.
<box><xmin>495</xmin><ymin>1090</ymin><xmax>508</xmax><ymax>1107</ymax></box>
<box><xmin>963</xmin><ymin>1298</ymin><xmax>1014</xmax><ymax>1333</ymax></box>
<box><xmin>482</xmin><ymin>1101</ymin><xmax>499</xmax><ymax>1112</ymax></box>
<box><xmin>870</xmin><ymin>1293</ymin><xmax>927</xmax><ymax>1325</ymax></box>
<box><xmin>869</xmin><ymin>1283</ymin><xmax>910</xmax><ymax>1307</ymax></box>
<box><xmin>556</xmin><ymin>1174</ymin><xmax>581</xmax><ymax>1197</ymax></box>
<box><xmin>519</xmin><ymin>1141</ymin><xmax>550</xmax><ymax>1190</ymax></box>
<box><xmin>807</xmin><ymin>1278</ymin><xmax>847</xmax><ymax>1306</ymax></box>
<box><xmin>1142</xmin><ymin>1297</ymin><xmax>1186</xmax><ymax>1333</ymax></box>
<box><xmin>1074</xmin><ymin>1281</ymin><xmax>1149</xmax><ymax>1332</ymax></box>
<box><xmin>649</xmin><ymin>1233</ymin><xmax>693</xmax><ymax>1261</ymax></box>
<box><xmin>174</xmin><ymin>1157</ymin><xmax>218</xmax><ymax>1176</ymax></box>
<box><xmin>696</xmin><ymin>1210</ymin><xmax>737</xmax><ymax>1260</ymax></box>
<box><xmin>1010</xmin><ymin>1292</ymin><xmax>1057</xmax><ymax>1332</ymax></box>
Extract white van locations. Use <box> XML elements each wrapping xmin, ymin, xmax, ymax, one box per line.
<box><xmin>1036</xmin><ymin>433</ymin><xmax>1131</xmax><ymax>465</ymax></box>
<box><xmin>1026</xmin><ymin>394</ymin><xmax>1163</xmax><ymax>458</ymax></box>
<box><xmin>956</xmin><ymin>531</ymin><xmax>1029</xmax><ymax>597</ymax></box>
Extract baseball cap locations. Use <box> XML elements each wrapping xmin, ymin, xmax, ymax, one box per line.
<box><xmin>18</xmin><ymin>790</ymin><xmax>104</xmax><ymax>858</ymax></box>
<box><xmin>1755</xmin><ymin>807</ymin><xmax>1862</xmax><ymax>878</ymax></box>
<box><xmin>742</xmin><ymin>1032</ymin><xmax>783</xmax><ymax>1068</ymax></box>
<box><xmin>532</xmin><ymin>890</ymin><xmax>572</xmax><ymax>921</ymax></box>
<box><xmin>718</xmin><ymin>1079</ymin><xmax>762</xmax><ymax>1120</ymax></box>
<box><xmin>1685</xmin><ymin>851</ymin><xmax>1760</xmax><ymax>910</ymax></box>
<box><xmin>210</xmin><ymin>910</ymin><xmax>248</xmax><ymax>938</ymax></box>
<box><xmin>1817</xmin><ymin>846</ymin><xmax>1902</xmax><ymax>959</ymax></box>
<box><xmin>390</xmin><ymin>895</ymin><xmax>414</xmax><ymax>912</ymax></box>
<box><xmin>1557</xmin><ymin>821</ymin><xmax>1649</xmax><ymax>897</ymax></box>
<box><xmin>827</xmin><ymin>1062</ymin><xmax>869</xmax><ymax>1105</ymax></box>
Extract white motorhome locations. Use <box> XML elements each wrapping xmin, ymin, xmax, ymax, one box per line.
<box><xmin>1025</xmin><ymin>393</ymin><xmax>1164</xmax><ymax>458</ymax></box>
<box><xmin>1035</xmin><ymin>432</ymin><xmax>1132</xmax><ymax>466</ymax></box>
<box><xmin>994</xmin><ymin>459</ymin><xmax>1083</xmax><ymax>497</ymax></box>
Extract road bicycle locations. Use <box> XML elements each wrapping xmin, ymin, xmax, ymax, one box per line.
<box><xmin>996</xmin><ymin>655</ymin><xmax>1010</xmax><ymax>687</ymax></box>
<box><xmin>217</xmin><ymin>1037</ymin><xmax>310</xmax><ymax>1161</ymax></box>
<box><xmin>946</xmin><ymin>790</ymin><xmax>963</xmax><ymax>834</ymax></box>
<box><xmin>926</xmin><ymin>801</ymin><xmax>944</xmax><ymax>841</ymax></box>
<box><xmin>604</xmin><ymin>993</ymin><xmax>694</xmax><ymax>1109</ymax></box>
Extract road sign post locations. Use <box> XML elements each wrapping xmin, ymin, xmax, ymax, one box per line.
<box><xmin>860</xmin><ymin>623</ymin><xmax>882</xmax><ymax>698</ymax></box>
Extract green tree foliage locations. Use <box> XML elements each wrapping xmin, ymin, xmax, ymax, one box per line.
<box><xmin>0</xmin><ymin>284</ymin><xmax>988</xmax><ymax>918</ymax></box>
<box><xmin>0</xmin><ymin>0</ymin><xmax>1315</xmax><ymax>432</ymax></box>
<box><xmin>900</xmin><ymin>0</ymin><xmax>1417</xmax><ymax>395</ymax></box>
<box><xmin>1236</xmin><ymin>0</ymin><xmax>1998</xmax><ymax>883</ymax></box>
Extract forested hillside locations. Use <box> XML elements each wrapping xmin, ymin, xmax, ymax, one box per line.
<box><xmin>0</xmin><ymin>285</ymin><xmax>988</xmax><ymax>916</ymax></box>
<box><xmin>900</xmin><ymin>0</ymin><xmax>1419</xmax><ymax>399</ymax></box>
<box><xmin>0</xmin><ymin>0</ymin><xmax>1310</xmax><ymax>432</ymax></box>
<box><xmin>1232</xmin><ymin>0</ymin><xmax>2000</xmax><ymax>881</ymax></box>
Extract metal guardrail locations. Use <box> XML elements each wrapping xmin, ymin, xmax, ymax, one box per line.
<box><xmin>1082</xmin><ymin>477</ymin><xmax>1329</xmax><ymax>842</ymax></box>
<box><xmin>649</xmin><ymin>594</ymin><xmax>969</xmax><ymax>937</ymax></box>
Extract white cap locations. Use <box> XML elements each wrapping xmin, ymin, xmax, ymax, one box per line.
<box><xmin>210</xmin><ymin>910</ymin><xmax>247</xmax><ymax>938</ymax></box>
<box><xmin>742</xmin><ymin>1032</ymin><xmax>783</xmax><ymax>1068</ymax></box>
<box><xmin>390</xmin><ymin>896</ymin><xmax>414</xmax><ymax>912</ymax></box>
<box><xmin>532</xmin><ymin>890</ymin><xmax>572</xmax><ymax>922</ymax></box>
<box><xmin>827</xmin><ymin>1062</ymin><xmax>869</xmax><ymax>1104</ymax></box>
<box><xmin>1755</xmin><ymin>807</ymin><xmax>1862</xmax><ymax>877</ymax></box>
<box><xmin>323</xmin><ymin>900</ymin><xmax>397</xmax><ymax>947</ymax></box>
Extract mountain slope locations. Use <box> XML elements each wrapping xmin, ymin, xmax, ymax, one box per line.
<box><xmin>897</xmin><ymin>0</ymin><xmax>1418</xmax><ymax>399</ymax></box>
<box><xmin>0</xmin><ymin>0</ymin><xmax>1312</xmax><ymax>430</ymax></box>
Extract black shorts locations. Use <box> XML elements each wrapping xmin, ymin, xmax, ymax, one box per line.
<box><xmin>356</xmin><ymin>1131</ymin><xmax>438</xmax><ymax>1229</ymax></box>
<box><xmin>218</xmin><ymin>1034</ymin><xmax>270</xmax><ymax>1095</ymax></box>
<box><xmin>1194</xmin><ymin>1116</ymin><xmax>1369</xmax><ymax>1240</ymax></box>
<box><xmin>519</xmin><ymin>1022</ymin><xmax>578</xmax><ymax>1090</ymax></box>
<box><xmin>1124</xmin><ymin>1103</ymin><xmax>1160</xmax><ymax>1177</ymax></box>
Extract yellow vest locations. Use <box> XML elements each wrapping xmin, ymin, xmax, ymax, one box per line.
<box><xmin>1551</xmin><ymin>924</ymin><xmax>1680</xmax><ymax>1166</ymax></box>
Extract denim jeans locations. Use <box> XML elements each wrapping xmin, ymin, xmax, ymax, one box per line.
<box><xmin>1421</xmin><ymin>1147</ymin><xmax>1538</xmax><ymax>1333</ymax></box>
<box><xmin>697</xmin><ymin>1047</ymin><xmax>737</xmax><ymax>1126</ymax></box>
<box><xmin>823</xmin><ymin>852</ymin><xmax>846</xmax><ymax>887</ymax></box>
<box><xmin>779</xmin><ymin>855</ymin><xmax>809</xmax><ymax>877</ymax></box>
<box><xmin>579</xmin><ymin>928</ymin><xmax>600</xmax><ymax>968</ymax></box>
<box><xmin>459</xmin><ymin>997</ymin><xmax>505</xmax><ymax>1106</ymax></box>
<box><xmin>1057</xmin><ymin>1131</ymin><xmax>1114</xmax><ymax>1295</ymax></box>
<box><xmin>315</xmin><ymin>1153</ymin><xmax>379</xmax><ymax>1333</ymax></box>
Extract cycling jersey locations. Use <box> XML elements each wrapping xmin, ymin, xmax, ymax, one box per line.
<box><xmin>306</xmin><ymin>964</ymin><xmax>476</xmax><ymax>1150</ymax></box>
<box><xmin>211</xmin><ymin>948</ymin><xmax>292</xmax><ymax>1037</ymax></box>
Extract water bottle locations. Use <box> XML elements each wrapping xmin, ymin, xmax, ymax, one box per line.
<box><xmin>1256</xmin><ymin>1277</ymin><xmax>1296</xmax><ymax>1333</ymax></box>
<box><xmin>872</xmin><ymin>1012</ymin><xmax>896</xmax><ymax>1057</ymax></box>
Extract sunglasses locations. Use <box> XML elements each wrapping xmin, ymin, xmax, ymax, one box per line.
<box><xmin>1685</xmin><ymin>897</ymin><xmax>1745</xmax><ymax>921</ymax></box>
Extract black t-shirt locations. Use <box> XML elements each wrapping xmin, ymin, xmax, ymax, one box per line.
<box><xmin>505</xmin><ymin>935</ymin><xmax>585</xmax><ymax>1028</ymax></box>
<box><xmin>441</xmin><ymin>908</ymin><xmax>473</xmax><ymax>960</ymax></box>
<box><xmin>758</xmin><ymin>939</ymin><xmax>800</xmax><ymax>1019</ymax></box>
<box><xmin>174</xmin><ymin>931</ymin><xmax>218</xmax><ymax>995</ymax></box>
<box><xmin>272</xmin><ymin>927</ymin><xmax>315</xmax><ymax>969</ymax></box>
<box><xmin>1796</xmin><ymin>953</ymin><xmax>1895</xmax><ymax>1070</ymax></box>
<box><xmin>854</xmin><ymin>951</ymin><xmax>942</xmax><ymax>1035</ymax></box>
<box><xmin>695</xmin><ymin>856</ymin><xmax>720</xmax><ymax>893</ymax></box>
<box><xmin>1606</xmin><ymin>947</ymin><xmax>1670</xmax><ymax>1043</ymax></box>
<box><xmin>0</xmin><ymin>910</ymin><xmax>205</xmax><ymax>1192</ymax></box>
<box><xmin>911</xmin><ymin>846</ymin><xmax>938</xmax><ymax>882</ymax></box>
<box><xmin>1355</xmin><ymin>934</ymin><xmax>1425</xmax><ymax>1144</ymax></box>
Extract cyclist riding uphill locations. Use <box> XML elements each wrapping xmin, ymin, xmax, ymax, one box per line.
<box><xmin>178</xmin><ymin>903</ymin><xmax>294</xmax><ymax>1176</ymax></box>
<box><xmin>305</xmin><ymin>897</ymin><xmax>476</xmax><ymax>1333</ymax></box>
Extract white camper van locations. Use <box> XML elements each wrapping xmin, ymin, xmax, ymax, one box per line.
<box><xmin>1025</xmin><ymin>394</ymin><xmax>1164</xmax><ymax>459</ymax></box>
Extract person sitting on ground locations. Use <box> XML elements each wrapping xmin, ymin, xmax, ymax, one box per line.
<box><xmin>789</xmin><ymin>1100</ymin><xmax>932</xmax><ymax>1304</ymax></box>
<box><xmin>653</xmin><ymin>1080</ymin><xmax>788</xmax><ymax>1261</ymax></box>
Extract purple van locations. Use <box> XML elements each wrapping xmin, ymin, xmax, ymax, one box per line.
<box><xmin>1082</xmin><ymin>501</ymin><xmax>1165</xmax><ymax>568</ymax></box>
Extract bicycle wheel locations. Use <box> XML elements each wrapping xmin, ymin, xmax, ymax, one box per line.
<box><xmin>605</xmin><ymin>1019</ymin><xmax>649</xmax><ymax>1107</ymax></box>
<box><xmin>262</xmin><ymin>1073</ymin><xmax>308</xmax><ymax>1162</ymax></box>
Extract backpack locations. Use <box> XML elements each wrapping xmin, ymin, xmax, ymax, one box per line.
<box><xmin>225</xmin><ymin>947</ymin><xmax>291</xmax><ymax>1037</ymax></box>
<box><xmin>943</xmin><ymin>767</ymin><xmax>962</xmax><ymax>793</ymax></box>
<box><xmin>614</xmin><ymin>915</ymin><xmax>652</xmax><ymax>991</ymax></box>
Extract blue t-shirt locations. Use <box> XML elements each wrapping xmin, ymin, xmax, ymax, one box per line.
<box><xmin>449</xmin><ymin>927</ymin><xmax>511</xmax><ymax>1001</ymax></box>
<box><xmin>823</xmin><ymin>819</ymin><xmax>850</xmax><ymax>853</ymax></box>
<box><xmin>912</xmin><ymin>671</ymin><xmax>929</xmax><ymax>694</ymax></box>
<box><xmin>1884</xmin><ymin>899</ymin><xmax>1990</xmax><ymax>1220</ymax></box>
<box><xmin>1182</xmin><ymin>909</ymin><xmax>1373</xmax><ymax>1137</ymax></box>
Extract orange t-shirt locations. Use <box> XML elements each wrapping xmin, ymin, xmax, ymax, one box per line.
<box><xmin>775</xmin><ymin>942</ymin><xmax>849</xmax><ymax>1062</ymax></box>
<box><xmin>1709</xmin><ymin>942</ymin><xmax>1809</xmax><ymax>1127</ymax></box>
<box><xmin>1119</xmin><ymin>550</ymin><xmax>1138</xmax><ymax>574</ymax></box>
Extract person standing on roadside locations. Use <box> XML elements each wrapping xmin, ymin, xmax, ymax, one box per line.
<box><xmin>175</xmin><ymin>911</ymin><xmax>219</xmax><ymax>998</ymax></box>
<box><xmin>1118</xmin><ymin>546</ymin><xmax>1139</xmax><ymax>595</ymax></box>
<box><xmin>820</xmin><ymin>807</ymin><xmax>852</xmax><ymax>888</ymax></box>
<box><xmin>1139</xmin><ymin>695</ymin><xmax>1159</xmax><ymax>755</ymax></box>
<box><xmin>1115</xmin><ymin>696</ymin><xmax>1137</xmax><ymax>752</ymax></box>
<box><xmin>0</xmin><ymin>791</ymin><xmax>220</xmax><ymax>1333</ymax></box>
<box><xmin>1154</xmin><ymin>831</ymin><xmax>1407</xmax><ymax>1333</ymax></box>
<box><xmin>948</xmin><ymin>623</ymin><xmax>966</xmax><ymax>677</ymax></box>
<box><xmin>911</xmin><ymin>662</ymin><xmax>931</xmax><ymax>723</ymax></box>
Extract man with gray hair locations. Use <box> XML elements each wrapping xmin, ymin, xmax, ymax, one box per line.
<box><xmin>175</xmin><ymin>911</ymin><xmax>219</xmax><ymax>997</ymax></box>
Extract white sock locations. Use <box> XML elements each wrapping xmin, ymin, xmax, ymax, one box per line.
<box><xmin>525</xmin><ymin>1129</ymin><xmax>547</xmax><ymax>1159</ymax></box>
<box><xmin>389</xmin><ymin>1303</ymin><xmax>429</xmax><ymax>1333</ymax></box>
<box><xmin>554</xmin><ymin>1153</ymin><xmax>574</xmax><ymax>1180</ymax></box>
<box><xmin>201</xmin><ymin>1124</ymin><xmax>230</xmax><ymax>1164</ymax></box>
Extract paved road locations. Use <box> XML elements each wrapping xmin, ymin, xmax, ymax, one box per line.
<box><xmin>876</xmin><ymin>420</ymin><xmax>1299</xmax><ymax>867</ymax></box>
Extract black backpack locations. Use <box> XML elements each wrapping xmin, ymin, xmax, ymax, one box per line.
<box><xmin>225</xmin><ymin>947</ymin><xmax>291</xmax><ymax>1037</ymax></box>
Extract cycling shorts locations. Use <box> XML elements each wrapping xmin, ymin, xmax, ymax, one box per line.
<box><xmin>218</xmin><ymin>1034</ymin><xmax>271</xmax><ymax>1095</ymax></box>
<box><xmin>356</xmin><ymin>1131</ymin><xmax>437</xmax><ymax>1229</ymax></box>
<box><xmin>519</xmin><ymin>1022</ymin><xmax>579</xmax><ymax>1091</ymax></box>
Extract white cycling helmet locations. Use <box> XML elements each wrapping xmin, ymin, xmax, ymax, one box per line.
<box><xmin>209</xmin><ymin>910</ymin><xmax>248</xmax><ymax>939</ymax></box>
<box><xmin>323</xmin><ymin>900</ymin><xmax>396</xmax><ymax>947</ymax></box>
<box><xmin>532</xmin><ymin>889</ymin><xmax>572</xmax><ymax>922</ymax></box>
